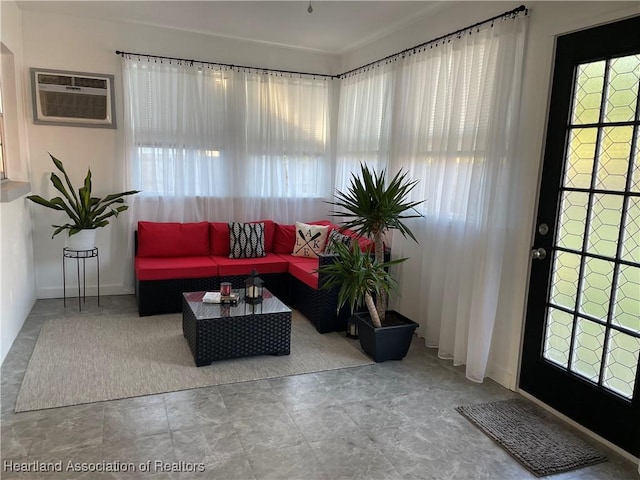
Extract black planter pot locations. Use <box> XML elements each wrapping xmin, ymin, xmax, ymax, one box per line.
<box><xmin>354</xmin><ymin>310</ymin><xmax>418</xmax><ymax>362</ymax></box>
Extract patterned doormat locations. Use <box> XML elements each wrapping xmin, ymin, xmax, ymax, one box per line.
<box><xmin>456</xmin><ymin>398</ymin><xmax>607</xmax><ymax>477</ymax></box>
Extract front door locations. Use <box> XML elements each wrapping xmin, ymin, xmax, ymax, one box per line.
<box><xmin>520</xmin><ymin>16</ymin><xmax>640</xmax><ymax>456</ymax></box>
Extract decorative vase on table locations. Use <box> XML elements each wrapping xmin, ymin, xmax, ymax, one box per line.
<box><xmin>66</xmin><ymin>229</ymin><xmax>97</xmax><ymax>251</ymax></box>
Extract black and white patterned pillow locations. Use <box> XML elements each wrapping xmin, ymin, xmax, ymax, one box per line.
<box><xmin>228</xmin><ymin>222</ymin><xmax>266</xmax><ymax>259</ymax></box>
<box><xmin>324</xmin><ymin>230</ymin><xmax>352</xmax><ymax>254</ymax></box>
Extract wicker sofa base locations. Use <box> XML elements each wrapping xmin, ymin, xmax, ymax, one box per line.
<box><xmin>136</xmin><ymin>277</ymin><xmax>220</xmax><ymax>316</ymax></box>
<box><xmin>136</xmin><ymin>270</ymin><xmax>345</xmax><ymax>333</ymax></box>
<box><xmin>218</xmin><ymin>273</ymin><xmax>291</xmax><ymax>305</ymax></box>
<box><xmin>290</xmin><ymin>276</ymin><xmax>348</xmax><ymax>333</ymax></box>
<box><xmin>136</xmin><ymin>257</ymin><xmax>346</xmax><ymax>333</ymax></box>
<box><xmin>136</xmin><ymin>273</ymin><xmax>291</xmax><ymax>317</ymax></box>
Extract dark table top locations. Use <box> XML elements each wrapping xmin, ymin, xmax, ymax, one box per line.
<box><xmin>183</xmin><ymin>289</ymin><xmax>291</xmax><ymax>320</ymax></box>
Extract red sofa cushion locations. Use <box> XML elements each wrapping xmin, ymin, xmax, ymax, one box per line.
<box><xmin>135</xmin><ymin>256</ymin><xmax>218</xmax><ymax>281</ymax></box>
<box><xmin>276</xmin><ymin>253</ymin><xmax>317</xmax><ymax>266</ymax></box>
<box><xmin>289</xmin><ymin>261</ymin><xmax>319</xmax><ymax>289</ymax></box>
<box><xmin>211</xmin><ymin>220</ymin><xmax>275</xmax><ymax>256</ymax></box>
<box><xmin>273</xmin><ymin>223</ymin><xmax>296</xmax><ymax>253</ymax></box>
<box><xmin>260</xmin><ymin>220</ymin><xmax>276</xmax><ymax>252</ymax></box>
<box><xmin>214</xmin><ymin>253</ymin><xmax>289</xmax><ymax>276</ymax></box>
<box><xmin>137</xmin><ymin>222</ymin><xmax>210</xmax><ymax>257</ymax></box>
<box><xmin>210</xmin><ymin>222</ymin><xmax>230</xmax><ymax>256</ymax></box>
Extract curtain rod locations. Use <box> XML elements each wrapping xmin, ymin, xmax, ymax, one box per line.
<box><xmin>114</xmin><ymin>50</ymin><xmax>339</xmax><ymax>79</ymax></box>
<box><xmin>115</xmin><ymin>4</ymin><xmax>527</xmax><ymax>79</ymax></box>
<box><xmin>339</xmin><ymin>4</ymin><xmax>528</xmax><ymax>77</ymax></box>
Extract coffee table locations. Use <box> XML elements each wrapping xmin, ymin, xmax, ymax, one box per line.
<box><xmin>182</xmin><ymin>288</ymin><xmax>292</xmax><ymax>367</ymax></box>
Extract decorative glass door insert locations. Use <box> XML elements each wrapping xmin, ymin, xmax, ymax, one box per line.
<box><xmin>544</xmin><ymin>53</ymin><xmax>639</xmax><ymax>400</ymax></box>
<box><xmin>520</xmin><ymin>17</ymin><xmax>639</xmax><ymax>456</ymax></box>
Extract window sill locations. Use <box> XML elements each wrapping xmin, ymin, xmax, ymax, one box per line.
<box><xmin>0</xmin><ymin>180</ymin><xmax>31</xmax><ymax>203</ymax></box>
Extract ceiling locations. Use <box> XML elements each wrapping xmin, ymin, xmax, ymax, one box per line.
<box><xmin>16</xmin><ymin>1</ymin><xmax>446</xmax><ymax>54</ymax></box>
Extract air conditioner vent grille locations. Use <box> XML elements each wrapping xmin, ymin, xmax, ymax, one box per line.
<box><xmin>30</xmin><ymin>68</ymin><xmax>116</xmax><ymax>128</ymax></box>
<box><xmin>41</xmin><ymin>91</ymin><xmax>108</xmax><ymax>120</ymax></box>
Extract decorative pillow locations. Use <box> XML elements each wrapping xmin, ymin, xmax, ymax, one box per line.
<box><xmin>292</xmin><ymin>222</ymin><xmax>329</xmax><ymax>258</ymax></box>
<box><xmin>324</xmin><ymin>229</ymin><xmax>352</xmax><ymax>254</ymax></box>
<box><xmin>228</xmin><ymin>222</ymin><xmax>266</xmax><ymax>259</ymax></box>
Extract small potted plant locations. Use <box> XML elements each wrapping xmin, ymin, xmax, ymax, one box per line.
<box><xmin>27</xmin><ymin>153</ymin><xmax>140</xmax><ymax>250</ymax></box>
<box><xmin>319</xmin><ymin>163</ymin><xmax>424</xmax><ymax>362</ymax></box>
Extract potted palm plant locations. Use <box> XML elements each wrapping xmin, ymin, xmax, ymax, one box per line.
<box><xmin>319</xmin><ymin>163</ymin><xmax>424</xmax><ymax>362</ymax></box>
<box><xmin>27</xmin><ymin>153</ymin><xmax>139</xmax><ymax>250</ymax></box>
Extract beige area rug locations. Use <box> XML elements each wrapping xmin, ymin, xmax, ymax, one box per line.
<box><xmin>15</xmin><ymin>311</ymin><xmax>373</xmax><ymax>412</ymax></box>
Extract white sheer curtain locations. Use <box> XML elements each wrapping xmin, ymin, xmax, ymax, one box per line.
<box><xmin>336</xmin><ymin>14</ymin><xmax>528</xmax><ymax>382</ymax></box>
<box><xmin>122</xmin><ymin>58</ymin><xmax>333</xmax><ymax>224</ymax></box>
<box><xmin>334</xmin><ymin>63</ymin><xmax>395</xmax><ymax>188</ymax></box>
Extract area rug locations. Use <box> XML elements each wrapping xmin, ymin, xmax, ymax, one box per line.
<box><xmin>15</xmin><ymin>311</ymin><xmax>373</xmax><ymax>412</ymax></box>
<box><xmin>456</xmin><ymin>398</ymin><xmax>607</xmax><ymax>477</ymax></box>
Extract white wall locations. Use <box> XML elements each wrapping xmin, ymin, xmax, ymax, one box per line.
<box><xmin>344</xmin><ymin>1</ymin><xmax>640</xmax><ymax>388</ymax></box>
<box><xmin>0</xmin><ymin>0</ymin><xmax>37</xmax><ymax>364</ymax></box>
<box><xmin>20</xmin><ymin>10</ymin><xmax>341</xmax><ymax>299</ymax></box>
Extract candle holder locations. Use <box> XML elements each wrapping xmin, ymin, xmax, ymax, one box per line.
<box><xmin>244</xmin><ymin>269</ymin><xmax>264</xmax><ymax>304</ymax></box>
<box><xmin>346</xmin><ymin>315</ymin><xmax>359</xmax><ymax>339</ymax></box>
<box><xmin>220</xmin><ymin>282</ymin><xmax>232</xmax><ymax>297</ymax></box>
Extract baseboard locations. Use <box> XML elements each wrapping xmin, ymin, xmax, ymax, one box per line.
<box><xmin>519</xmin><ymin>389</ymin><xmax>640</xmax><ymax>469</ymax></box>
<box><xmin>487</xmin><ymin>365</ymin><xmax>514</xmax><ymax>390</ymax></box>
<box><xmin>37</xmin><ymin>284</ymin><xmax>134</xmax><ymax>299</ymax></box>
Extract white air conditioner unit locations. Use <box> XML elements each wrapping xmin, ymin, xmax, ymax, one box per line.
<box><xmin>30</xmin><ymin>68</ymin><xmax>116</xmax><ymax>128</ymax></box>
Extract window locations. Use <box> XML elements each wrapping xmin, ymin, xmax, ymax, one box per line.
<box><xmin>335</xmin><ymin>67</ymin><xmax>394</xmax><ymax>184</ymax></box>
<box><xmin>0</xmin><ymin>42</ymin><xmax>32</xmax><ymax>202</ymax></box>
<box><xmin>336</xmin><ymin>32</ymin><xmax>516</xmax><ymax>224</ymax></box>
<box><xmin>123</xmin><ymin>59</ymin><xmax>332</xmax><ymax>199</ymax></box>
<box><xmin>0</xmin><ymin>80</ymin><xmax>6</xmax><ymax>180</ymax></box>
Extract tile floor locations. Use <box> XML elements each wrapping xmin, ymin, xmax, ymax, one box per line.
<box><xmin>1</xmin><ymin>295</ymin><xmax>637</xmax><ymax>479</ymax></box>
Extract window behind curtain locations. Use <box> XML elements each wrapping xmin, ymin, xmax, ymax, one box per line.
<box><xmin>335</xmin><ymin>31</ymin><xmax>513</xmax><ymax>224</ymax></box>
<box><xmin>334</xmin><ymin>66</ymin><xmax>394</xmax><ymax>190</ymax></box>
<box><xmin>123</xmin><ymin>59</ymin><xmax>331</xmax><ymax>199</ymax></box>
<box><xmin>339</xmin><ymin>13</ymin><xmax>529</xmax><ymax>384</ymax></box>
<box><xmin>244</xmin><ymin>73</ymin><xmax>331</xmax><ymax>198</ymax></box>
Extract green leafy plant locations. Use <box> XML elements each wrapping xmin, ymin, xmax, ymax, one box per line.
<box><xmin>27</xmin><ymin>153</ymin><xmax>140</xmax><ymax>238</ymax></box>
<box><xmin>321</xmin><ymin>163</ymin><xmax>424</xmax><ymax>326</ymax></box>
<box><xmin>320</xmin><ymin>240</ymin><xmax>407</xmax><ymax>327</ymax></box>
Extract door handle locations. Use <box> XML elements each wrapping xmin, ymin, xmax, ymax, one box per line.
<box><xmin>531</xmin><ymin>248</ymin><xmax>547</xmax><ymax>260</ymax></box>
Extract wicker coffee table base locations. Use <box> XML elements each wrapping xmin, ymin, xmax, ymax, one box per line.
<box><xmin>182</xmin><ymin>296</ymin><xmax>292</xmax><ymax>367</ymax></box>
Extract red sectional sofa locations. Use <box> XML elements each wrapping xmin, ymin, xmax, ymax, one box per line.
<box><xmin>134</xmin><ymin>220</ymin><xmax>373</xmax><ymax>333</ymax></box>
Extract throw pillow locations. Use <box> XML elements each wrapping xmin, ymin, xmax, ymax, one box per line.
<box><xmin>324</xmin><ymin>229</ymin><xmax>351</xmax><ymax>254</ymax></box>
<box><xmin>292</xmin><ymin>222</ymin><xmax>329</xmax><ymax>258</ymax></box>
<box><xmin>228</xmin><ymin>222</ymin><xmax>266</xmax><ymax>259</ymax></box>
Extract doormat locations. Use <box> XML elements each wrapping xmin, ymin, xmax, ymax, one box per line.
<box><xmin>456</xmin><ymin>398</ymin><xmax>607</xmax><ymax>477</ymax></box>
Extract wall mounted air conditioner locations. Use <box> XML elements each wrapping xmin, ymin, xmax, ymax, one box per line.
<box><xmin>30</xmin><ymin>68</ymin><xmax>116</xmax><ymax>128</ymax></box>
